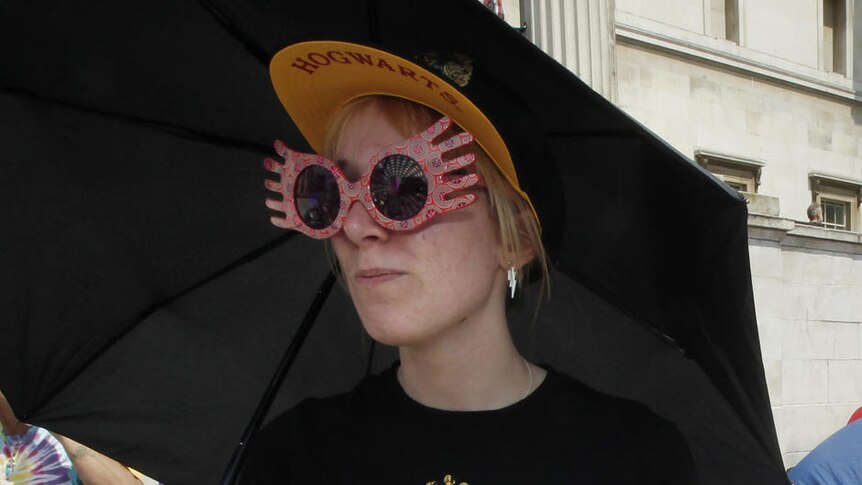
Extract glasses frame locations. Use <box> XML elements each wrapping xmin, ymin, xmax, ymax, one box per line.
<box><xmin>264</xmin><ymin>117</ymin><xmax>482</xmax><ymax>239</ymax></box>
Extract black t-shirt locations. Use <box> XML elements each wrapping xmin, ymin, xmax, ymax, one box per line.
<box><xmin>241</xmin><ymin>365</ymin><xmax>699</xmax><ymax>484</ymax></box>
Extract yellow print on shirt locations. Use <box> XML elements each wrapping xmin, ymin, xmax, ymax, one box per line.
<box><xmin>426</xmin><ymin>473</ymin><xmax>468</xmax><ymax>485</ymax></box>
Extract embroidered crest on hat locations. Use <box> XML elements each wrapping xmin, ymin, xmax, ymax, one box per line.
<box><xmin>416</xmin><ymin>52</ymin><xmax>473</xmax><ymax>88</ymax></box>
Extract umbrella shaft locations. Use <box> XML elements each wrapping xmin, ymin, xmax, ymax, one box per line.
<box><xmin>220</xmin><ymin>271</ymin><xmax>336</xmax><ymax>485</ymax></box>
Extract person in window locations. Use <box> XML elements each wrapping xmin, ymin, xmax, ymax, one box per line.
<box><xmin>241</xmin><ymin>40</ymin><xmax>698</xmax><ymax>484</ymax></box>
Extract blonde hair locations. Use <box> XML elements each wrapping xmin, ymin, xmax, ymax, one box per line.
<box><xmin>322</xmin><ymin>96</ymin><xmax>549</xmax><ymax>305</ymax></box>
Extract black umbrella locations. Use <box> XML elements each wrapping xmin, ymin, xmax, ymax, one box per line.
<box><xmin>0</xmin><ymin>1</ymin><xmax>786</xmax><ymax>483</ymax></box>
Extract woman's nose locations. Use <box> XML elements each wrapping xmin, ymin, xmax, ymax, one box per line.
<box><xmin>341</xmin><ymin>201</ymin><xmax>390</xmax><ymax>245</ymax></box>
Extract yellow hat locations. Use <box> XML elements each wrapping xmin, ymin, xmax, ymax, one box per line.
<box><xmin>269</xmin><ymin>40</ymin><xmax>537</xmax><ymax>224</ymax></box>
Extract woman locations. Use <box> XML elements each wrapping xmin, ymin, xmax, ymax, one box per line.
<box><xmin>242</xmin><ymin>41</ymin><xmax>697</xmax><ymax>484</ymax></box>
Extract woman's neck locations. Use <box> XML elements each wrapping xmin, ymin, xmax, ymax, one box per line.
<box><xmin>396</xmin><ymin>309</ymin><xmax>546</xmax><ymax>411</ymax></box>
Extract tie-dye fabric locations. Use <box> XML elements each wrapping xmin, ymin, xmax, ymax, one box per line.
<box><xmin>1</xmin><ymin>426</ymin><xmax>81</xmax><ymax>485</ymax></box>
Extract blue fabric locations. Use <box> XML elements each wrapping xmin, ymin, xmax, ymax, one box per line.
<box><xmin>788</xmin><ymin>420</ymin><xmax>862</xmax><ymax>485</ymax></box>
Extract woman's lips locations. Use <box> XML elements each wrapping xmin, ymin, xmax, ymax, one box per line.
<box><xmin>354</xmin><ymin>268</ymin><xmax>404</xmax><ymax>285</ymax></box>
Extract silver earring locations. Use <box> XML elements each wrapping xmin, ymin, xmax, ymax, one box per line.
<box><xmin>507</xmin><ymin>263</ymin><xmax>517</xmax><ymax>299</ymax></box>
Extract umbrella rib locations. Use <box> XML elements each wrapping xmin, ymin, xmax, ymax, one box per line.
<box><xmin>0</xmin><ymin>86</ymin><xmax>272</xmax><ymax>154</ymax></box>
<box><xmin>552</xmin><ymin>262</ymin><xmax>688</xmax><ymax>355</ymax></box>
<box><xmin>196</xmin><ymin>0</ymin><xmax>271</xmax><ymax>66</ymax></box>
<box><xmin>367</xmin><ymin>0</ymin><xmax>382</xmax><ymax>43</ymax></box>
<box><xmin>588</xmin><ymin>282</ymin><xmax>687</xmax><ymax>355</ymax></box>
<box><xmin>25</xmin><ymin>232</ymin><xmax>298</xmax><ymax>421</ymax></box>
<box><xmin>145</xmin><ymin>232</ymin><xmax>299</xmax><ymax>315</ymax></box>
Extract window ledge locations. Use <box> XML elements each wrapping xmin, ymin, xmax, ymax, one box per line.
<box><xmin>748</xmin><ymin>214</ymin><xmax>862</xmax><ymax>252</ymax></box>
<box><xmin>615</xmin><ymin>11</ymin><xmax>861</xmax><ymax>101</ymax></box>
<box><xmin>744</xmin><ymin>193</ymin><xmax>780</xmax><ymax>217</ymax></box>
<box><xmin>809</xmin><ymin>172</ymin><xmax>862</xmax><ymax>199</ymax></box>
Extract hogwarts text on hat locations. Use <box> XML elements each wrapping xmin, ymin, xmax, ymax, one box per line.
<box><xmin>289</xmin><ymin>50</ymin><xmax>463</xmax><ymax>112</ymax></box>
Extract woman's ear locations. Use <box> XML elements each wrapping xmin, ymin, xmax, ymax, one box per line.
<box><xmin>496</xmin><ymin>206</ymin><xmax>537</xmax><ymax>272</ymax></box>
<box><xmin>515</xmin><ymin>242</ymin><xmax>535</xmax><ymax>268</ymax></box>
<box><xmin>496</xmin><ymin>240</ymin><xmax>535</xmax><ymax>272</ymax></box>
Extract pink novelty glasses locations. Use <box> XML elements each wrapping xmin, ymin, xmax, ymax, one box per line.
<box><xmin>264</xmin><ymin>117</ymin><xmax>482</xmax><ymax>239</ymax></box>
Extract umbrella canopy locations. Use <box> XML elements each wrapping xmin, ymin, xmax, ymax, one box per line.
<box><xmin>0</xmin><ymin>0</ymin><xmax>786</xmax><ymax>483</ymax></box>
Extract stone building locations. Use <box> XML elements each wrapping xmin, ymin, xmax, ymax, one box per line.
<box><xmin>505</xmin><ymin>0</ymin><xmax>862</xmax><ymax>468</ymax></box>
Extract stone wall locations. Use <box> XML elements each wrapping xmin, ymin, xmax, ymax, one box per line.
<box><xmin>749</xmin><ymin>218</ymin><xmax>862</xmax><ymax>466</ymax></box>
<box><xmin>616</xmin><ymin>44</ymin><xmax>862</xmax><ymax>224</ymax></box>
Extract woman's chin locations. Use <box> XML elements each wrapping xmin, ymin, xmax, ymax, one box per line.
<box><xmin>360</xmin><ymin>316</ymin><xmax>433</xmax><ymax>348</ymax></box>
<box><xmin>362</xmin><ymin>323</ymin><xmax>414</xmax><ymax>347</ymax></box>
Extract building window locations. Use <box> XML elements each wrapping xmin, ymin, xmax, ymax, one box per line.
<box><xmin>695</xmin><ymin>149</ymin><xmax>764</xmax><ymax>194</ymax></box>
<box><xmin>708</xmin><ymin>0</ymin><xmax>739</xmax><ymax>43</ymax></box>
<box><xmin>809</xmin><ymin>172</ymin><xmax>862</xmax><ymax>232</ymax></box>
<box><xmin>821</xmin><ymin>198</ymin><xmax>849</xmax><ymax>230</ymax></box>
<box><xmin>822</xmin><ymin>0</ymin><xmax>847</xmax><ymax>74</ymax></box>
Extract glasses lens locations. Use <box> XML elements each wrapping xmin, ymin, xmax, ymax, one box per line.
<box><xmin>370</xmin><ymin>155</ymin><xmax>428</xmax><ymax>221</ymax></box>
<box><xmin>294</xmin><ymin>165</ymin><xmax>340</xmax><ymax>229</ymax></box>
